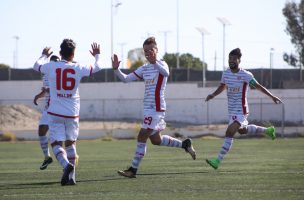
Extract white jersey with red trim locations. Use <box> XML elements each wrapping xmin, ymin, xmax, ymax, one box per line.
<box><xmin>221</xmin><ymin>68</ymin><xmax>254</xmax><ymax>115</ymax></box>
<box><xmin>33</xmin><ymin>54</ymin><xmax>102</xmax><ymax>118</ymax></box>
<box><xmin>114</xmin><ymin>60</ymin><xmax>169</xmax><ymax>112</ymax></box>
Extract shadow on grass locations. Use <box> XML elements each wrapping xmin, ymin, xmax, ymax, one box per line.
<box><xmin>0</xmin><ymin>171</ymin><xmax>210</xmax><ymax>190</ymax></box>
<box><xmin>138</xmin><ymin>171</ymin><xmax>209</xmax><ymax>176</ymax></box>
<box><xmin>0</xmin><ymin>181</ymin><xmax>59</xmax><ymax>190</ymax></box>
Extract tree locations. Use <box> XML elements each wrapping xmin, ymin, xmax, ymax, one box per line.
<box><xmin>163</xmin><ymin>53</ymin><xmax>207</xmax><ymax>69</ymax></box>
<box><xmin>130</xmin><ymin>60</ymin><xmax>145</xmax><ymax>70</ymax></box>
<box><xmin>0</xmin><ymin>63</ymin><xmax>10</xmax><ymax>69</ymax></box>
<box><xmin>282</xmin><ymin>0</ymin><xmax>304</xmax><ymax>67</ymax></box>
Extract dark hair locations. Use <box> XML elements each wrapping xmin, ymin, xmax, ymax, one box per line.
<box><xmin>60</xmin><ymin>39</ymin><xmax>76</xmax><ymax>59</ymax></box>
<box><xmin>143</xmin><ymin>37</ymin><xmax>157</xmax><ymax>47</ymax></box>
<box><xmin>229</xmin><ymin>48</ymin><xmax>242</xmax><ymax>59</ymax></box>
<box><xmin>50</xmin><ymin>55</ymin><xmax>60</xmax><ymax>62</ymax></box>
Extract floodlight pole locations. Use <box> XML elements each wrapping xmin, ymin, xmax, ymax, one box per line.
<box><xmin>118</xmin><ymin>42</ymin><xmax>126</xmax><ymax>68</ymax></box>
<box><xmin>110</xmin><ymin>0</ymin><xmax>122</xmax><ymax>82</ymax></box>
<box><xmin>270</xmin><ymin>48</ymin><xmax>274</xmax><ymax>89</ymax></box>
<box><xmin>159</xmin><ymin>30</ymin><xmax>171</xmax><ymax>55</ymax></box>
<box><xmin>217</xmin><ymin>17</ymin><xmax>231</xmax><ymax>71</ymax></box>
<box><xmin>176</xmin><ymin>0</ymin><xmax>180</xmax><ymax>69</ymax></box>
<box><xmin>196</xmin><ymin>27</ymin><xmax>209</xmax><ymax>88</ymax></box>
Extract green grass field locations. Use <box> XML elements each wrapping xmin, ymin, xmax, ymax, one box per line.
<box><xmin>0</xmin><ymin>138</ymin><xmax>303</xmax><ymax>200</ymax></box>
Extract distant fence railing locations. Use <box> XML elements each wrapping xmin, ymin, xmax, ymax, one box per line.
<box><xmin>1</xmin><ymin>68</ymin><xmax>304</xmax><ymax>89</ymax></box>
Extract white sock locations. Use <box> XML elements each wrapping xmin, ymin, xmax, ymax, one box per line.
<box><xmin>217</xmin><ymin>137</ymin><xmax>234</xmax><ymax>161</ymax></box>
<box><xmin>131</xmin><ymin>142</ymin><xmax>146</xmax><ymax>169</ymax></box>
<box><xmin>160</xmin><ymin>135</ymin><xmax>182</xmax><ymax>148</ymax></box>
<box><xmin>52</xmin><ymin>145</ymin><xmax>69</xmax><ymax>168</ymax></box>
<box><xmin>247</xmin><ymin>124</ymin><xmax>267</xmax><ymax>135</ymax></box>
<box><xmin>39</xmin><ymin>136</ymin><xmax>50</xmax><ymax>158</ymax></box>
<box><xmin>66</xmin><ymin>144</ymin><xmax>76</xmax><ymax>181</ymax></box>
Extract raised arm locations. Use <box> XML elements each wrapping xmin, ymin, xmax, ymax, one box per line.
<box><xmin>205</xmin><ymin>84</ymin><xmax>226</xmax><ymax>102</ymax></box>
<box><xmin>112</xmin><ymin>54</ymin><xmax>140</xmax><ymax>83</ymax></box>
<box><xmin>154</xmin><ymin>60</ymin><xmax>169</xmax><ymax>77</ymax></box>
<box><xmin>89</xmin><ymin>43</ymin><xmax>102</xmax><ymax>73</ymax></box>
<box><xmin>33</xmin><ymin>47</ymin><xmax>53</xmax><ymax>72</ymax></box>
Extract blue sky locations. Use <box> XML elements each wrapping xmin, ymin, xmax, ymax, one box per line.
<box><xmin>0</xmin><ymin>0</ymin><xmax>298</xmax><ymax>70</ymax></box>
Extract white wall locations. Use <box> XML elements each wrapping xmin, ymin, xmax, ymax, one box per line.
<box><xmin>0</xmin><ymin>81</ymin><xmax>303</xmax><ymax>124</ymax></box>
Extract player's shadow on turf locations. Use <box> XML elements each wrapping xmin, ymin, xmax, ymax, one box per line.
<box><xmin>0</xmin><ymin>181</ymin><xmax>59</xmax><ymax>190</ymax></box>
<box><xmin>138</xmin><ymin>171</ymin><xmax>208</xmax><ymax>176</ymax></box>
<box><xmin>77</xmin><ymin>177</ymin><xmax>127</xmax><ymax>183</ymax></box>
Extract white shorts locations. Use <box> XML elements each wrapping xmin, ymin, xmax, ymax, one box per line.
<box><xmin>228</xmin><ymin>114</ymin><xmax>248</xmax><ymax>128</ymax></box>
<box><xmin>48</xmin><ymin>114</ymin><xmax>79</xmax><ymax>143</ymax></box>
<box><xmin>141</xmin><ymin>111</ymin><xmax>166</xmax><ymax>133</ymax></box>
<box><xmin>39</xmin><ymin>110</ymin><xmax>49</xmax><ymax>125</ymax></box>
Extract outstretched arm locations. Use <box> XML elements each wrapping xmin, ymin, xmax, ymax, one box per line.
<box><xmin>205</xmin><ymin>84</ymin><xmax>226</xmax><ymax>102</ymax></box>
<box><xmin>254</xmin><ymin>82</ymin><xmax>283</xmax><ymax>104</ymax></box>
<box><xmin>112</xmin><ymin>54</ymin><xmax>139</xmax><ymax>83</ymax></box>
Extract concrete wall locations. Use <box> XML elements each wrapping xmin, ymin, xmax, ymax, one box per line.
<box><xmin>0</xmin><ymin>81</ymin><xmax>303</xmax><ymax>124</ymax></box>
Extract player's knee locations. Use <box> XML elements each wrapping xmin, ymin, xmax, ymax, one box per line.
<box><xmin>238</xmin><ymin>128</ymin><xmax>247</xmax><ymax>135</ymax></box>
<box><xmin>65</xmin><ymin>140</ymin><xmax>76</xmax><ymax>147</ymax></box>
<box><xmin>51</xmin><ymin>141</ymin><xmax>63</xmax><ymax>147</ymax></box>
<box><xmin>38</xmin><ymin>125</ymin><xmax>49</xmax><ymax>136</ymax></box>
<box><xmin>150</xmin><ymin>139</ymin><xmax>161</xmax><ymax>145</ymax></box>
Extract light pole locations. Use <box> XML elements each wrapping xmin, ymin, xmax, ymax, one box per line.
<box><xmin>159</xmin><ymin>30</ymin><xmax>171</xmax><ymax>55</ymax></box>
<box><xmin>118</xmin><ymin>42</ymin><xmax>126</xmax><ymax>68</ymax></box>
<box><xmin>217</xmin><ymin>17</ymin><xmax>231</xmax><ymax>71</ymax></box>
<box><xmin>110</xmin><ymin>0</ymin><xmax>122</xmax><ymax>82</ymax></box>
<box><xmin>270</xmin><ymin>48</ymin><xmax>274</xmax><ymax>89</ymax></box>
<box><xmin>13</xmin><ymin>35</ymin><xmax>19</xmax><ymax>69</ymax></box>
<box><xmin>176</xmin><ymin>0</ymin><xmax>180</xmax><ymax>68</ymax></box>
<box><xmin>196</xmin><ymin>27</ymin><xmax>209</xmax><ymax>88</ymax></box>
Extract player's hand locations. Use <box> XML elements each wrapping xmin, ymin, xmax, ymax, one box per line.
<box><xmin>90</xmin><ymin>42</ymin><xmax>100</xmax><ymax>56</ymax></box>
<box><xmin>205</xmin><ymin>94</ymin><xmax>215</xmax><ymax>102</ymax></box>
<box><xmin>33</xmin><ymin>95</ymin><xmax>39</xmax><ymax>106</ymax></box>
<box><xmin>42</xmin><ymin>47</ymin><xmax>53</xmax><ymax>58</ymax></box>
<box><xmin>111</xmin><ymin>54</ymin><xmax>121</xmax><ymax>70</ymax></box>
<box><xmin>272</xmin><ymin>96</ymin><xmax>283</xmax><ymax>104</ymax></box>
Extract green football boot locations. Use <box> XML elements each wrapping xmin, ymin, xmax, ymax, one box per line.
<box><xmin>206</xmin><ymin>158</ymin><xmax>221</xmax><ymax>170</ymax></box>
<box><xmin>265</xmin><ymin>126</ymin><xmax>276</xmax><ymax>140</ymax></box>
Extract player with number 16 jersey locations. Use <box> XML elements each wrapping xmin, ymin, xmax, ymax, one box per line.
<box><xmin>34</xmin><ymin>52</ymin><xmax>101</xmax><ymax>118</ymax></box>
<box><xmin>33</xmin><ymin>39</ymin><xmax>102</xmax><ymax>186</ymax></box>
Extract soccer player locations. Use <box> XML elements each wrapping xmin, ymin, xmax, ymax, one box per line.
<box><xmin>33</xmin><ymin>55</ymin><xmax>60</xmax><ymax>170</ymax></box>
<box><xmin>33</xmin><ymin>39</ymin><xmax>102</xmax><ymax>185</ymax></box>
<box><xmin>205</xmin><ymin>48</ymin><xmax>282</xmax><ymax>170</ymax></box>
<box><xmin>112</xmin><ymin>37</ymin><xmax>196</xmax><ymax>178</ymax></box>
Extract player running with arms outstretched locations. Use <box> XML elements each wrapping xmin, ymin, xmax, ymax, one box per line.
<box><xmin>112</xmin><ymin>37</ymin><xmax>196</xmax><ymax>178</ymax></box>
<box><xmin>205</xmin><ymin>48</ymin><xmax>282</xmax><ymax>170</ymax></box>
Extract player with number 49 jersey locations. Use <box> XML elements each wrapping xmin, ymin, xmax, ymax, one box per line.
<box><xmin>33</xmin><ymin>48</ymin><xmax>102</xmax><ymax>118</ymax></box>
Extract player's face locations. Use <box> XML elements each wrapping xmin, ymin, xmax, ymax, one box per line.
<box><xmin>228</xmin><ymin>55</ymin><xmax>240</xmax><ymax>69</ymax></box>
<box><xmin>144</xmin><ymin>44</ymin><xmax>158</xmax><ymax>64</ymax></box>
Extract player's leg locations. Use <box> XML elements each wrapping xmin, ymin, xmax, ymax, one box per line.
<box><xmin>64</xmin><ymin>118</ymin><xmax>79</xmax><ymax>185</ymax></box>
<box><xmin>65</xmin><ymin>140</ymin><xmax>77</xmax><ymax>185</ymax></box>
<box><xmin>38</xmin><ymin>124</ymin><xmax>53</xmax><ymax>170</ymax></box>
<box><xmin>245</xmin><ymin>124</ymin><xmax>276</xmax><ymax>140</ymax></box>
<box><xmin>150</xmin><ymin>132</ymin><xmax>196</xmax><ymax>160</ymax></box>
<box><xmin>117</xmin><ymin>128</ymin><xmax>151</xmax><ymax>178</ymax></box>
<box><xmin>49</xmin><ymin>115</ymin><xmax>73</xmax><ymax>185</ymax></box>
<box><xmin>38</xmin><ymin>111</ymin><xmax>52</xmax><ymax>170</ymax></box>
<box><xmin>206</xmin><ymin>121</ymin><xmax>240</xmax><ymax>169</ymax></box>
